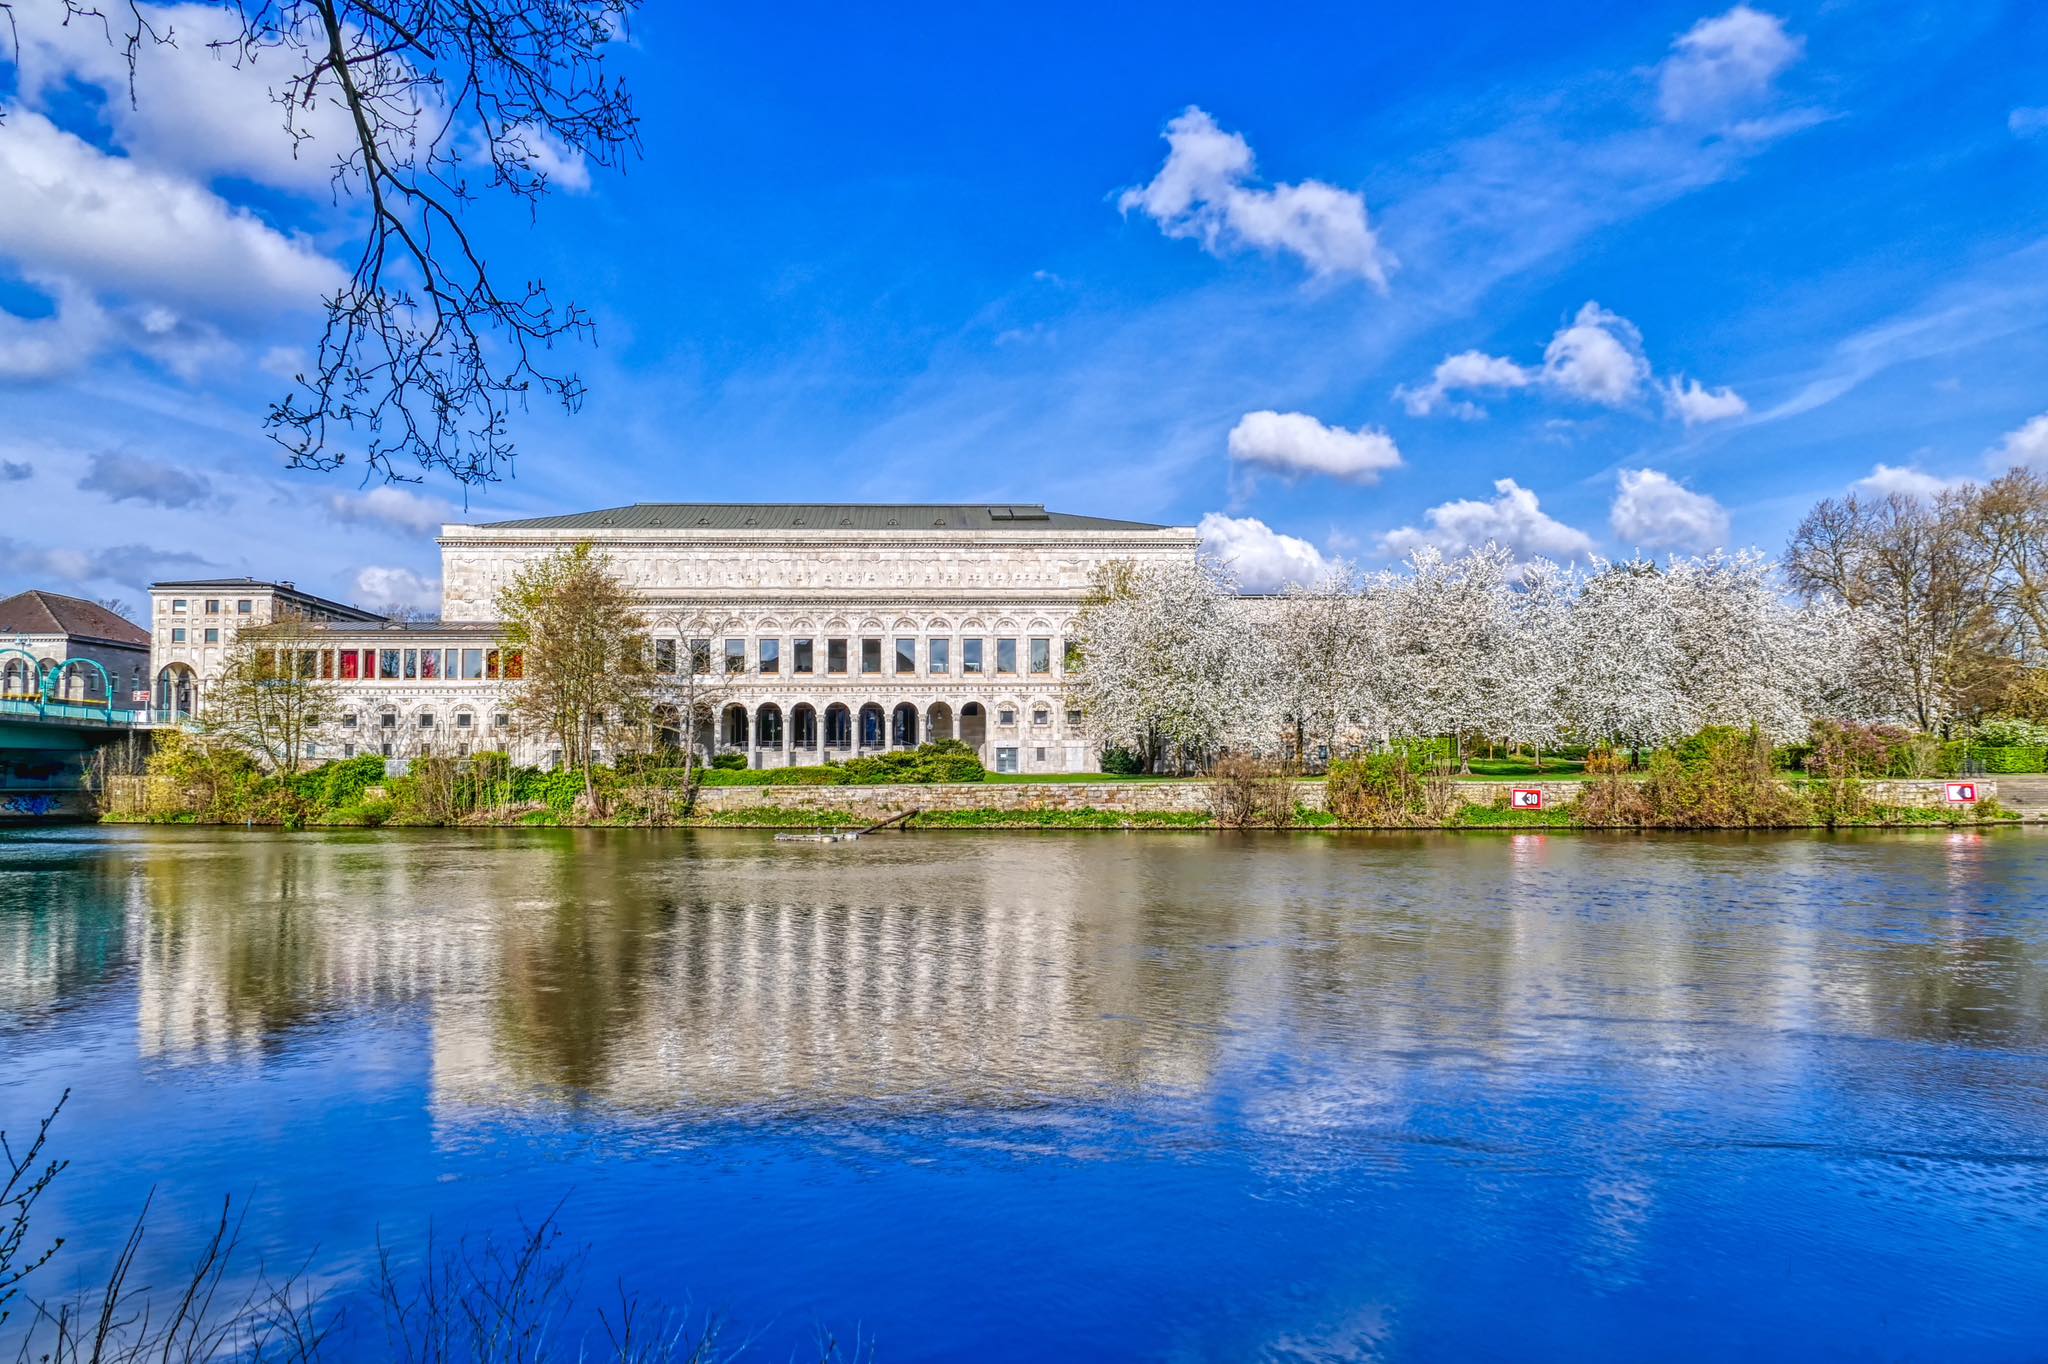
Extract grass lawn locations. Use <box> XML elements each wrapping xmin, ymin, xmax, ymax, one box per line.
<box><xmin>1462</xmin><ymin>756</ymin><xmax>1590</xmax><ymax>778</ymax></box>
<box><xmin>979</xmin><ymin>772</ymin><xmax>1189</xmax><ymax>784</ymax></box>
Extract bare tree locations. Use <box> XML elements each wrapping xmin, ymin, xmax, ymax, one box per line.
<box><xmin>4</xmin><ymin>0</ymin><xmax>642</xmax><ymax>486</ymax></box>
<box><xmin>203</xmin><ymin>610</ymin><xmax>338</xmax><ymax>769</ymax></box>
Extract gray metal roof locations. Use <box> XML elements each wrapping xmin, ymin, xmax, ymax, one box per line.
<box><xmin>150</xmin><ymin>578</ymin><xmax>387</xmax><ymax>622</ymax></box>
<box><xmin>463</xmin><ymin>503</ymin><xmax>1171</xmax><ymax>532</ymax></box>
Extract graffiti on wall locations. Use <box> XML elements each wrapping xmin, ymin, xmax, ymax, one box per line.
<box><xmin>0</xmin><ymin>793</ymin><xmax>62</xmax><ymax>817</ymax></box>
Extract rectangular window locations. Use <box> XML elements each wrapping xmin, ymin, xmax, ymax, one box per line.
<box><xmin>725</xmin><ymin>638</ymin><xmax>746</xmax><ymax>673</ymax></box>
<box><xmin>485</xmin><ymin>649</ymin><xmax>502</xmax><ymax>680</ymax></box>
<box><xmin>403</xmin><ymin>649</ymin><xmax>418</xmax><ymax>679</ymax></box>
<box><xmin>341</xmin><ymin>712</ymin><xmax>357</xmax><ymax>728</ymax></box>
<box><xmin>171</xmin><ymin>599</ymin><xmax>187</xmax><ymax>612</ymax></box>
<box><xmin>929</xmin><ymin>638</ymin><xmax>949</xmax><ymax>674</ymax></box>
<box><xmin>343</xmin><ymin>742</ymin><xmax>355</xmax><ymax>759</ymax></box>
<box><xmin>418</xmin><ymin>712</ymin><xmax>434</xmax><ymax>729</ymax></box>
<box><xmin>963</xmin><ymin>638</ymin><xmax>983</xmax><ymax>673</ymax></box>
<box><xmin>690</xmin><ymin>639</ymin><xmax>712</xmax><ymax>675</ymax></box>
<box><xmin>362</xmin><ymin>649</ymin><xmax>377</xmax><ymax>678</ymax></box>
<box><xmin>321</xmin><ymin>650</ymin><xmax>335</xmax><ymax>680</ymax></box>
<box><xmin>204</xmin><ymin>628</ymin><xmax>220</xmax><ymax>644</ymax></box>
<box><xmin>1066</xmin><ymin>708</ymin><xmax>1082</xmax><ymax>727</ymax></box>
<box><xmin>996</xmin><ymin>747</ymin><xmax>1019</xmax><ymax>774</ymax></box>
<box><xmin>171</xmin><ymin>627</ymin><xmax>186</xmax><ymax>643</ymax></box>
<box><xmin>895</xmin><ymin>638</ymin><xmax>916</xmax><ymax>674</ymax></box>
<box><xmin>827</xmin><ymin>638</ymin><xmax>848</xmax><ymax>674</ymax></box>
<box><xmin>455</xmin><ymin>712</ymin><xmax>472</xmax><ymax>729</ymax></box>
<box><xmin>860</xmin><ymin>638</ymin><xmax>881</xmax><ymax>674</ymax></box>
<box><xmin>237</xmin><ymin>599</ymin><xmax>253</xmax><ymax>615</ymax></box>
<box><xmin>381</xmin><ymin>712</ymin><xmax>397</xmax><ymax>729</ymax></box>
<box><xmin>494</xmin><ymin>713</ymin><xmax>510</xmax><ymax>730</ymax></box>
<box><xmin>379</xmin><ymin>649</ymin><xmax>401</xmax><ymax>679</ymax></box>
<box><xmin>340</xmin><ymin>650</ymin><xmax>360</xmax><ymax>680</ymax></box>
<box><xmin>760</xmin><ymin>639</ymin><xmax>780</xmax><ymax>675</ymax></box>
<box><xmin>1029</xmin><ymin>637</ymin><xmax>1051</xmax><ymax>675</ymax></box>
<box><xmin>504</xmin><ymin>650</ymin><xmax>523</xmax><ymax>680</ymax></box>
<box><xmin>419</xmin><ymin>649</ymin><xmax>438</xmax><ymax>680</ymax></box>
<box><xmin>461</xmin><ymin>648</ymin><xmax>485</xmax><ymax>680</ymax></box>
<box><xmin>996</xmin><ymin>638</ymin><xmax>1018</xmax><ymax>674</ymax></box>
<box><xmin>298</xmin><ymin>650</ymin><xmax>318</xmax><ymax>679</ymax></box>
<box><xmin>655</xmin><ymin>638</ymin><xmax>676</xmax><ymax>673</ymax></box>
<box><xmin>1032</xmin><ymin>706</ymin><xmax>1050</xmax><ymax>726</ymax></box>
<box><xmin>793</xmin><ymin>639</ymin><xmax>814</xmax><ymax>673</ymax></box>
<box><xmin>205</xmin><ymin>599</ymin><xmax>220</xmax><ymax>614</ymax></box>
<box><xmin>1064</xmin><ymin>639</ymin><xmax>1082</xmax><ymax>671</ymax></box>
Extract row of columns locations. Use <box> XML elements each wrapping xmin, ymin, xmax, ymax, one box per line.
<box><xmin>684</xmin><ymin>700</ymin><xmax>993</xmax><ymax>765</ymax></box>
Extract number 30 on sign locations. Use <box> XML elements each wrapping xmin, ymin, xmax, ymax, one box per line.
<box><xmin>1511</xmin><ymin>788</ymin><xmax>1544</xmax><ymax>810</ymax></box>
<box><xmin>1945</xmin><ymin>782</ymin><xmax>1978</xmax><ymax>804</ymax></box>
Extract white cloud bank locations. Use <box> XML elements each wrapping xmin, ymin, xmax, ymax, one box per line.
<box><xmin>1854</xmin><ymin>463</ymin><xmax>1967</xmax><ymax>499</ymax></box>
<box><xmin>1663</xmin><ymin>376</ymin><xmax>1749</xmax><ymax>424</ymax></box>
<box><xmin>1655</xmin><ymin>6</ymin><xmax>1805</xmax><ymax>126</ymax></box>
<box><xmin>1382</xmin><ymin>479</ymin><xmax>1594</xmax><ymax>561</ymax></box>
<box><xmin>1226</xmin><ymin>410</ymin><xmax>1402</xmax><ymax>485</ymax></box>
<box><xmin>1993</xmin><ymin>413</ymin><xmax>2048</xmax><ymax>471</ymax></box>
<box><xmin>1609</xmin><ymin>468</ymin><xmax>1729</xmax><ymax>552</ymax></box>
<box><xmin>325</xmin><ymin>486</ymin><xmax>459</xmax><ymax>536</ymax></box>
<box><xmin>1120</xmin><ymin>107</ymin><xmax>1393</xmax><ymax>288</ymax></box>
<box><xmin>1198</xmin><ymin>512</ymin><xmax>1335</xmax><ymax>593</ymax></box>
<box><xmin>352</xmin><ymin>566</ymin><xmax>443</xmax><ymax>614</ymax></box>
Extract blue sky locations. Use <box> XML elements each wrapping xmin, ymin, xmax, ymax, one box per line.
<box><xmin>2</xmin><ymin>0</ymin><xmax>2046</xmax><ymax>607</ymax></box>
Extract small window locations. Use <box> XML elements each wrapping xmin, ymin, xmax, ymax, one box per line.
<box><xmin>929</xmin><ymin>638</ymin><xmax>950</xmax><ymax>674</ymax></box>
<box><xmin>998</xmin><ymin>707</ymin><xmax>1016</xmax><ymax>726</ymax></box>
<box><xmin>996</xmin><ymin>639</ymin><xmax>1018</xmax><ymax>674</ymax></box>
<box><xmin>343</xmin><ymin>743</ymin><xmax>355</xmax><ymax>759</ymax></box>
<box><xmin>380</xmin><ymin>712</ymin><xmax>397</xmax><ymax>729</ymax></box>
<box><xmin>340</xmin><ymin>650</ymin><xmax>361</xmax><ymax>680</ymax></box>
<box><xmin>963</xmin><ymin>639</ymin><xmax>984</xmax><ymax>674</ymax></box>
<box><xmin>171</xmin><ymin>627</ymin><xmax>186</xmax><ymax>643</ymax></box>
<box><xmin>860</xmin><ymin>638</ymin><xmax>882</xmax><ymax>674</ymax></box>
<box><xmin>655</xmin><ymin>638</ymin><xmax>677</xmax><ymax>673</ymax></box>
<box><xmin>1034</xmin><ymin>747</ymin><xmax>1047</xmax><ymax>762</ymax></box>
<box><xmin>419</xmin><ymin>649</ymin><xmax>438</xmax><ymax>679</ymax></box>
<box><xmin>827</xmin><ymin>638</ymin><xmax>848</xmax><ymax>674</ymax></box>
<box><xmin>1032</xmin><ymin>706</ymin><xmax>1050</xmax><ymax>726</ymax></box>
<box><xmin>793</xmin><ymin>639</ymin><xmax>814</xmax><ymax>674</ymax></box>
<box><xmin>380</xmin><ymin>742</ymin><xmax>393</xmax><ymax>758</ymax></box>
<box><xmin>1066</xmin><ymin>708</ymin><xmax>1082</xmax><ymax>727</ymax></box>
<box><xmin>403</xmin><ymin>649</ymin><xmax>418</xmax><ymax>679</ymax></box>
<box><xmin>236</xmin><ymin>599</ymin><xmax>253</xmax><ymax>615</ymax></box>
<box><xmin>204</xmin><ymin>598</ymin><xmax>220</xmax><ymax>613</ymax></box>
<box><xmin>418</xmin><ymin>712</ymin><xmax>434</xmax><ymax>729</ymax></box>
<box><xmin>995</xmin><ymin>746</ymin><xmax>1019</xmax><ymax>774</ymax></box>
<box><xmin>759</xmin><ymin>639</ymin><xmax>780</xmax><ymax>675</ymax></box>
<box><xmin>493</xmin><ymin>713</ymin><xmax>510</xmax><ymax>730</ymax></box>
<box><xmin>895</xmin><ymin>638</ymin><xmax>916</xmax><ymax>674</ymax></box>
<box><xmin>460</xmin><ymin>648</ymin><xmax>484</xmax><ymax>680</ymax></box>
<box><xmin>340</xmin><ymin>713</ymin><xmax>357</xmax><ymax>729</ymax></box>
<box><xmin>171</xmin><ymin>598</ymin><xmax>187</xmax><ymax>612</ymax></box>
<box><xmin>1028</xmin><ymin>638</ymin><xmax>1051</xmax><ymax>674</ymax></box>
<box><xmin>381</xmin><ymin>649</ymin><xmax>402</xmax><ymax>679</ymax></box>
<box><xmin>204</xmin><ymin>628</ymin><xmax>220</xmax><ymax>644</ymax></box>
<box><xmin>689</xmin><ymin>639</ymin><xmax>712</xmax><ymax>675</ymax></box>
<box><xmin>455</xmin><ymin>712</ymin><xmax>473</xmax><ymax>729</ymax></box>
<box><xmin>724</xmin><ymin>638</ymin><xmax>746</xmax><ymax>673</ymax></box>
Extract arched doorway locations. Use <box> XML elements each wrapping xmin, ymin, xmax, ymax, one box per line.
<box><xmin>1</xmin><ymin>655</ymin><xmax>36</xmax><ymax>700</ymax></box>
<box><xmin>721</xmin><ymin>704</ymin><xmax>749</xmax><ymax>749</ymax></box>
<box><xmin>155</xmin><ymin>664</ymin><xmax>199</xmax><ymax>719</ymax></box>
<box><xmin>891</xmin><ymin>703</ymin><xmax>918</xmax><ymax>748</ymax></box>
<box><xmin>792</xmin><ymin>704</ymin><xmax>818</xmax><ymax>752</ymax></box>
<box><xmin>858</xmin><ymin>703</ymin><xmax>885</xmax><ymax>749</ymax></box>
<box><xmin>960</xmin><ymin>702</ymin><xmax>986</xmax><ymax>757</ymax></box>
<box><xmin>757</xmin><ymin>704</ymin><xmax>784</xmax><ymax>748</ymax></box>
<box><xmin>926</xmin><ymin>702</ymin><xmax>954</xmax><ymax>743</ymax></box>
<box><xmin>824</xmin><ymin>703</ymin><xmax>852</xmax><ymax>750</ymax></box>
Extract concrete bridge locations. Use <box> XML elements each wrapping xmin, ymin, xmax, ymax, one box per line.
<box><xmin>0</xmin><ymin>688</ymin><xmax>156</xmax><ymax>821</ymax></box>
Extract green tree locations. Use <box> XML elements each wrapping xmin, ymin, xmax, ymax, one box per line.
<box><xmin>497</xmin><ymin>544</ymin><xmax>651</xmax><ymax>807</ymax></box>
<box><xmin>204</xmin><ymin>611</ymin><xmax>337</xmax><ymax>769</ymax></box>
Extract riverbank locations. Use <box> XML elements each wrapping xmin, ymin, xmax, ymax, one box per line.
<box><xmin>95</xmin><ymin>774</ymin><xmax>2030</xmax><ymax>831</ymax></box>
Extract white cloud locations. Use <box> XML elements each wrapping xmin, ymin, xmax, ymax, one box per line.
<box><xmin>1541</xmin><ymin>302</ymin><xmax>1650</xmax><ymax>406</ymax></box>
<box><xmin>324</xmin><ymin>486</ymin><xmax>458</xmax><ymax>536</ymax></box>
<box><xmin>1120</xmin><ymin>107</ymin><xmax>1393</xmax><ymax>288</ymax></box>
<box><xmin>1609</xmin><ymin>468</ymin><xmax>1729</xmax><ymax>551</ymax></box>
<box><xmin>1662</xmin><ymin>375</ymin><xmax>1748</xmax><ymax>424</ymax></box>
<box><xmin>1197</xmin><ymin>512</ymin><xmax>1335</xmax><ymax>593</ymax></box>
<box><xmin>2009</xmin><ymin>107</ymin><xmax>2048</xmax><ymax>138</ymax></box>
<box><xmin>1656</xmin><ymin>6</ymin><xmax>1804</xmax><ymax>125</ymax></box>
<box><xmin>9</xmin><ymin>0</ymin><xmax>360</xmax><ymax>193</ymax></box>
<box><xmin>0</xmin><ymin>279</ymin><xmax>110</xmax><ymax>381</ymax></box>
<box><xmin>1394</xmin><ymin>350</ymin><xmax>1531</xmax><ymax>417</ymax></box>
<box><xmin>352</xmin><ymin>566</ymin><xmax>443</xmax><ymax>614</ymax></box>
<box><xmin>1853</xmin><ymin>463</ymin><xmax>1966</xmax><ymax>499</ymax></box>
<box><xmin>1382</xmin><ymin>478</ymin><xmax>1595</xmax><ymax>561</ymax></box>
<box><xmin>1226</xmin><ymin>410</ymin><xmax>1402</xmax><ymax>485</ymax></box>
<box><xmin>490</xmin><ymin>123</ymin><xmax>593</xmax><ymax>193</ymax></box>
<box><xmin>0</xmin><ymin>111</ymin><xmax>341</xmax><ymax>317</ymax></box>
<box><xmin>1992</xmin><ymin>413</ymin><xmax>2048</xmax><ymax>471</ymax></box>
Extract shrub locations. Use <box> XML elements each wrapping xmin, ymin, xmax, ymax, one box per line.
<box><xmin>710</xmin><ymin>752</ymin><xmax>748</xmax><ymax>771</ymax></box>
<box><xmin>1206</xmin><ymin>754</ymin><xmax>1296</xmax><ymax>828</ymax></box>
<box><xmin>1324</xmin><ymin>746</ymin><xmax>1451</xmax><ymax>826</ymax></box>
<box><xmin>1638</xmin><ymin>727</ymin><xmax>1809</xmax><ymax>828</ymax></box>
<box><xmin>1975</xmin><ymin>716</ymin><xmax>2048</xmax><ymax>748</ymax></box>
<box><xmin>1099</xmin><ymin>745</ymin><xmax>1146</xmax><ymax>776</ymax></box>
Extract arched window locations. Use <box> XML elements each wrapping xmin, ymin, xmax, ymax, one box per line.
<box><xmin>824</xmin><ymin>704</ymin><xmax>851</xmax><ymax>749</ymax></box>
<box><xmin>757</xmin><ymin>705</ymin><xmax>784</xmax><ymax>747</ymax></box>
<box><xmin>722</xmin><ymin>705</ymin><xmax>748</xmax><ymax>748</ymax></box>
<box><xmin>891</xmin><ymin>703</ymin><xmax>918</xmax><ymax>747</ymax></box>
<box><xmin>858</xmin><ymin>703</ymin><xmax>885</xmax><ymax>748</ymax></box>
<box><xmin>792</xmin><ymin>705</ymin><xmax>818</xmax><ymax>749</ymax></box>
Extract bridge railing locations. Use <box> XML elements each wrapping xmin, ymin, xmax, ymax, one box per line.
<box><xmin>0</xmin><ymin>696</ymin><xmax>152</xmax><ymax>727</ymax></box>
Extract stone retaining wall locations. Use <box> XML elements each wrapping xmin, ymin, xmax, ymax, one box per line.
<box><xmin>688</xmin><ymin>777</ymin><xmax>1997</xmax><ymax>821</ymax></box>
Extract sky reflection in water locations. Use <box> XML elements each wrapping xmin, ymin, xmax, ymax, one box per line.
<box><xmin>2</xmin><ymin>826</ymin><xmax>2046</xmax><ymax>1361</ymax></box>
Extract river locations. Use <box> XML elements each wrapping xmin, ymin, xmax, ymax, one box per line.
<box><xmin>3</xmin><ymin>825</ymin><xmax>2046</xmax><ymax>1361</ymax></box>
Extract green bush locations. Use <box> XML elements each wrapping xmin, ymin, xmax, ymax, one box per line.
<box><xmin>1098</xmin><ymin>746</ymin><xmax>1146</xmax><ymax>776</ymax></box>
<box><xmin>1974</xmin><ymin>745</ymin><xmax>2048</xmax><ymax>774</ymax></box>
<box><xmin>1975</xmin><ymin>716</ymin><xmax>2048</xmax><ymax>748</ymax></box>
<box><xmin>710</xmin><ymin>752</ymin><xmax>748</xmax><ymax>770</ymax></box>
<box><xmin>1325</xmin><ymin>749</ymin><xmax>1441</xmax><ymax>825</ymax></box>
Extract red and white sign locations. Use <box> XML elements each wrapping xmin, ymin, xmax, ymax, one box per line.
<box><xmin>1511</xmin><ymin>787</ymin><xmax>1544</xmax><ymax>810</ymax></box>
<box><xmin>1945</xmin><ymin>782</ymin><xmax>1978</xmax><ymax>805</ymax></box>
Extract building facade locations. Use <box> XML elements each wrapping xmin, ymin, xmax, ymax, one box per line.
<box><xmin>1</xmin><ymin>589</ymin><xmax>151</xmax><ymax>707</ymax></box>
<box><xmin>150</xmin><ymin>503</ymin><xmax>1197</xmax><ymax>774</ymax></box>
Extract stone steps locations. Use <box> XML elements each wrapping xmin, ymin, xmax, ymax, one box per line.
<box><xmin>1993</xmin><ymin>776</ymin><xmax>2048</xmax><ymax>817</ymax></box>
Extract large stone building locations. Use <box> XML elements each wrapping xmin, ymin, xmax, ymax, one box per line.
<box><xmin>1</xmin><ymin>589</ymin><xmax>152</xmax><ymax>707</ymax></box>
<box><xmin>149</xmin><ymin>503</ymin><xmax>1196</xmax><ymax>774</ymax></box>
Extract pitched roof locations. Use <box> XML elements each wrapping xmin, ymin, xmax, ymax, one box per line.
<box><xmin>463</xmin><ymin>503</ymin><xmax>1171</xmax><ymax>532</ymax></box>
<box><xmin>149</xmin><ymin>578</ymin><xmax>387</xmax><ymax>622</ymax></box>
<box><xmin>0</xmin><ymin>589</ymin><xmax>150</xmax><ymax>647</ymax></box>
